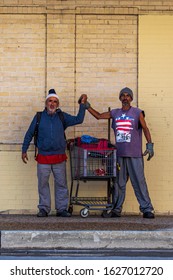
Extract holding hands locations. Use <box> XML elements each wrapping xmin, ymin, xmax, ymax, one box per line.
<box><xmin>78</xmin><ymin>94</ymin><xmax>91</xmax><ymax>109</ymax></box>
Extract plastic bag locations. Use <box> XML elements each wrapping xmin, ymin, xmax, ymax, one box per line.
<box><xmin>81</xmin><ymin>135</ymin><xmax>99</xmax><ymax>144</ymax></box>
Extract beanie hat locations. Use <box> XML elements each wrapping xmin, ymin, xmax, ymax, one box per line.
<box><xmin>119</xmin><ymin>87</ymin><xmax>133</xmax><ymax>100</ymax></box>
<box><xmin>46</xmin><ymin>89</ymin><xmax>59</xmax><ymax>100</ymax></box>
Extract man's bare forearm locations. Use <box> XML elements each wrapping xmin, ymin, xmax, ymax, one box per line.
<box><xmin>88</xmin><ymin>107</ymin><xmax>111</xmax><ymax>119</ymax></box>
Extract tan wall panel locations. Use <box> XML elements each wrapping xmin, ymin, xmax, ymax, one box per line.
<box><xmin>0</xmin><ymin>152</ymin><xmax>38</xmax><ymax>211</ymax></box>
<box><xmin>139</xmin><ymin>15</ymin><xmax>173</xmax><ymax>213</ymax></box>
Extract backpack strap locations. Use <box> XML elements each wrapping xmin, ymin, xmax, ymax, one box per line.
<box><xmin>57</xmin><ymin>109</ymin><xmax>66</xmax><ymax>139</ymax></box>
<box><xmin>34</xmin><ymin>111</ymin><xmax>42</xmax><ymax>158</ymax></box>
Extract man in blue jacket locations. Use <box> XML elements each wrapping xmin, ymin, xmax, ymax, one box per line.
<box><xmin>22</xmin><ymin>89</ymin><xmax>87</xmax><ymax>217</ymax></box>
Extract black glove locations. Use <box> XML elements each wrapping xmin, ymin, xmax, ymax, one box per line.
<box><xmin>143</xmin><ymin>143</ymin><xmax>154</xmax><ymax>161</ymax></box>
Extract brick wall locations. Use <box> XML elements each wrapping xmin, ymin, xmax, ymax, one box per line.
<box><xmin>76</xmin><ymin>14</ymin><xmax>137</xmax><ymax>140</ymax></box>
<box><xmin>0</xmin><ymin>0</ymin><xmax>173</xmax><ymax>214</ymax></box>
<box><xmin>0</xmin><ymin>15</ymin><xmax>45</xmax><ymax>144</ymax></box>
<box><xmin>47</xmin><ymin>14</ymin><xmax>76</xmax><ymax>140</ymax></box>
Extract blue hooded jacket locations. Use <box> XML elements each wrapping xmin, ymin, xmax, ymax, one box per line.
<box><xmin>22</xmin><ymin>104</ymin><xmax>86</xmax><ymax>155</ymax></box>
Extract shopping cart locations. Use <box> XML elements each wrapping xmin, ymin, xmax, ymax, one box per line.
<box><xmin>68</xmin><ymin>138</ymin><xmax>117</xmax><ymax>218</ymax></box>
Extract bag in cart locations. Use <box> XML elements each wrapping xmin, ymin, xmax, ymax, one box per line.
<box><xmin>68</xmin><ymin>136</ymin><xmax>117</xmax><ymax>218</ymax></box>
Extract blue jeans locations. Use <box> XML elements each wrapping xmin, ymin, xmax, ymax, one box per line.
<box><xmin>37</xmin><ymin>161</ymin><xmax>69</xmax><ymax>213</ymax></box>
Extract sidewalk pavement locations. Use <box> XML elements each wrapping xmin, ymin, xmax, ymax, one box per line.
<box><xmin>0</xmin><ymin>213</ymin><xmax>173</xmax><ymax>250</ymax></box>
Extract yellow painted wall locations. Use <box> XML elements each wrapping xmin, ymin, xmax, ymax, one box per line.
<box><xmin>139</xmin><ymin>15</ymin><xmax>173</xmax><ymax>214</ymax></box>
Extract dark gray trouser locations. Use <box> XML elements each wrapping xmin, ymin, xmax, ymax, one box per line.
<box><xmin>37</xmin><ymin>162</ymin><xmax>69</xmax><ymax>213</ymax></box>
<box><xmin>114</xmin><ymin>157</ymin><xmax>154</xmax><ymax>214</ymax></box>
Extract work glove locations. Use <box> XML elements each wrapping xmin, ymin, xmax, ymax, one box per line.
<box><xmin>84</xmin><ymin>102</ymin><xmax>91</xmax><ymax>109</ymax></box>
<box><xmin>143</xmin><ymin>143</ymin><xmax>154</xmax><ymax>161</ymax></box>
<box><xmin>78</xmin><ymin>95</ymin><xmax>91</xmax><ymax>109</ymax></box>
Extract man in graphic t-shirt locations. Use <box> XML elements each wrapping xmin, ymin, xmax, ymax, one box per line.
<box><xmin>85</xmin><ymin>87</ymin><xmax>155</xmax><ymax>219</ymax></box>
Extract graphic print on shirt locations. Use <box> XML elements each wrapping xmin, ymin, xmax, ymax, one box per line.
<box><xmin>115</xmin><ymin>113</ymin><xmax>134</xmax><ymax>143</ymax></box>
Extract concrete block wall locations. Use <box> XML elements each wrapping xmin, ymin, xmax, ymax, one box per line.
<box><xmin>0</xmin><ymin>0</ymin><xmax>173</xmax><ymax>214</ymax></box>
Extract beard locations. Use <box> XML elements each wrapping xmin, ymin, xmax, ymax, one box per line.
<box><xmin>122</xmin><ymin>100</ymin><xmax>129</xmax><ymax>107</ymax></box>
<box><xmin>47</xmin><ymin>106</ymin><xmax>57</xmax><ymax>114</ymax></box>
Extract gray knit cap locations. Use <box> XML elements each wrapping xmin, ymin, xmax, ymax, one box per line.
<box><xmin>119</xmin><ymin>87</ymin><xmax>133</xmax><ymax>100</ymax></box>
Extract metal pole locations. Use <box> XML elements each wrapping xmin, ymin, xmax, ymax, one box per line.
<box><xmin>108</xmin><ymin>107</ymin><xmax>111</xmax><ymax>141</ymax></box>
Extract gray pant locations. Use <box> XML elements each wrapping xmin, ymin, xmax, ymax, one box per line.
<box><xmin>37</xmin><ymin>161</ymin><xmax>69</xmax><ymax>213</ymax></box>
<box><xmin>114</xmin><ymin>157</ymin><xmax>154</xmax><ymax>214</ymax></box>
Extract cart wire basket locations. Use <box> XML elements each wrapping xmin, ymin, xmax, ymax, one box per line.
<box><xmin>68</xmin><ymin>138</ymin><xmax>117</xmax><ymax>218</ymax></box>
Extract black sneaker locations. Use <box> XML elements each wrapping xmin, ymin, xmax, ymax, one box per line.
<box><xmin>143</xmin><ymin>212</ymin><xmax>155</xmax><ymax>219</ymax></box>
<box><xmin>56</xmin><ymin>210</ymin><xmax>71</xmax><ymax>217</ymax></box>
<box><xmin>111</xmin><ymin>210</ymin><xmax>121</xmax><ymax>218</ymax></box>
<box><xmin>37</xmin><ymin>209</ymin><xmax>48</xmax><ymax>217</ymax></box>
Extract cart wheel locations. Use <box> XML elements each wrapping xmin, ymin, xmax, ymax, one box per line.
<box><xmin>101</xmin><ymin>210</ymin><xmax>112</xmax><ymax>218</ymax></box>
<box><xmin>68</xmin><ymin>205</ymin><xmax>73</xmax><ymax>214</ymax></box>
<box><xmin>80</xmin><ymin>208</ymin><xmax>89</xmax><ymax>218</ymax></box>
